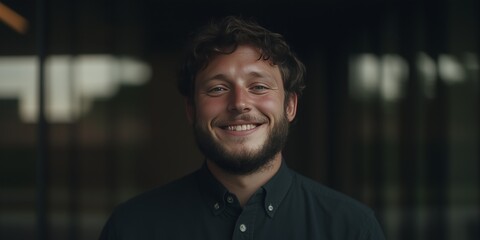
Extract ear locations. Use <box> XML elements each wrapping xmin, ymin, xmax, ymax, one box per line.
<box><xmin>285</xmin><ymin>93</ymin><xmax>298</xmax><ymax>122</ymax></box>
<box><xmin>185</xmin><ymin>97</ymin><xmax>194</xmax><ymax>124</ymax></box>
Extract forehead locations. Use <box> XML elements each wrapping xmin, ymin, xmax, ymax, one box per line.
<box><xmin>195</xmin><ymin>45</ymin><xmax>282</xmax><ymax>82</ymax></box>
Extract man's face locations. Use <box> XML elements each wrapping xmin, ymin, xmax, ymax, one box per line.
<box><xmin>187</xmin><ymin>45</ymin><xmax>297</xmax><ymax>175</ymax></box>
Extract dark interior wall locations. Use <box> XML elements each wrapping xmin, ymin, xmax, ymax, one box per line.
<box><xmin>0</xmin><ymin>0</ymin><xmax>479</xmax><ymax>239</ymax></box>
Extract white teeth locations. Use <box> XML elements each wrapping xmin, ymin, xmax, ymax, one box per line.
<box><xmin>226</xmin><ymin>124</ymin><xmax>256</xmax><ymax>131</ymax></box>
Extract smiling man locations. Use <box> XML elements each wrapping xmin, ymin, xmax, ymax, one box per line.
<box><xmin>99</xmin><ymin>16</ymin><xmax>385</xmax><ymax>240</ymax></box>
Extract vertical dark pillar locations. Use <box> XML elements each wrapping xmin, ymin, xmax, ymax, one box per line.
<box><xmin>324</xmin><ymin>30</ymin><xmax>339</xmax><ymax>190</ymax></box>
<box><xmin>324</xmin><ymin>33</ymin><xmax>350</xmax><ymax>192</ymax></box>
<box><xmin>35</xmin><ymin>0</ymin><xmax>48</xmax><ymax>239</ymax></box>
<box><xmin>398</xmin><ymin>3</ymin><xmax>421</xmax><ymax>240</ymax></box>
<box><xmin>66</xmin><ymin>1</ymin><xmax>79</xmax><ymax>239</ymax></box>
<box><xmin>477</xmin><ymin>1</ymin><xmax>480</xmax><ymax>238</ymax></box>
<box><xmin>104</xmin><ymin>0</ymin><xmax>119</xmax><ymax>211</ymax></box>
<box><xmin>397</xmin><ymin>50</ymin><xmax>420</xmax><ymax>240</ymax></box>
<box><xmin>369</xmin><ymin>8</ymin><xmax>386</xmax><ymax>214</ymax></box>
<box><xmin>424</xmin><ymin>61</ymin><xmax>449</xmax><ymax>240</ymax></box>
<box><xmin>478</xmin><ymin>1</ymin><xmax>480</xmax><ymax>238</ymax></box>
<box><xmin>67</xmin><ymin>118</ymin><xmax>80</xmax><ymax>240</ymax></box>
<box><xmin>424</xmin><ymin>0</ymin><xmax>449</xmax><ymax>239</ymax></box>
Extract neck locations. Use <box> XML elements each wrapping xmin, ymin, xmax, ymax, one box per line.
<box><xmin>206</xmin><ymin>153</ymin><xmax>282</xmax><ymax>207</ymax></box>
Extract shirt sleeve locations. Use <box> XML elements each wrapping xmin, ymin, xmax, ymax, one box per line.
<box><xmin>362</xmin><ymin>212</ymin><xmax>386</xmax><ymax>240</ymax></box>
<box><xmin>98</xmin><ymin>216</ymin><xmax>116</xmax><ymax>240</ymax></box>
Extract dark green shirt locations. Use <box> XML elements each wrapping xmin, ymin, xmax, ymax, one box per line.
<box><xmin>99</xmin><ymin>161</ymin><xmax>385</xmax><ymax>239</ymax></box>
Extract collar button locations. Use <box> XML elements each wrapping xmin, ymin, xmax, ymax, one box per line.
<box><xmin>268</xmin><ymin>204</ymin><xmax>274</xmax><ymax>212</ymax></box>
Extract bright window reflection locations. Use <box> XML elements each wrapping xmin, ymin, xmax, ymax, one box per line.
<box><xmin>349</xmin><ymin>53</ymin><xmax>478</xmax><ymax>101</ymax></box>
<box><xmin>0</xmin><ymin>55</ymin><xmax>151</xmax><ymax>122</ymax></box>
<box><xmin>349</xmin><ymin>54</ymin><xmax>409</xmax><ymax>101</ymax></box>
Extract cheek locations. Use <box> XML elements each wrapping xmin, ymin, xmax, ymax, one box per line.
<box><xmin>195</xmin><ymin>97</ymin><xmax>226</xmax><ymax>122</ymax></box>
<box><xmin>255</xmin><ymin>95</ymin><xmax>285</xmax><ymax>116</ymax></box>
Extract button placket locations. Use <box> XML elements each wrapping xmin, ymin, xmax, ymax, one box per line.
<box><xmin>232</xmin><ymin>203</ymin><xmax>260</xmax><ymax>240</ymax></box>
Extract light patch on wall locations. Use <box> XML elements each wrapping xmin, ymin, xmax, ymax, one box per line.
<box><xmin>380</xmin><ymin>55</ymin><xmax>409</xmax><ymax>101</ymax></box>
<box><xmin>349</xmin><ymin>54</ymin><xmax>380</xmax><ymax>100</ymax></box>
<box><xmin>349</xmin><ymin>54</ymin><xmax>408</xmax><ymax>101</ymax></box>
<box><xmin>350</xmin><ymin>53</ymin><xmax>477</xmax><ymax>101</ymax></box>
<box><xmin>416</xmin><ymin>52</ymin><xmax>437</xmax><ymax>99</ymax></box>
<box><xmin>0</xmin><ymin>55</ymin><xmax>151</xmax><ymax>123</ymax></box>
<box><xmin>439</xmin><ymin>54</ymin><xmax>465</xmax><ymax>84</ymax></box>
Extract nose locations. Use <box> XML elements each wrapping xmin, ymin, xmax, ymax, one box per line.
<box><xmin>228</xmin><ymin>87</ymin><xmax>251</xmax><ymax>113</ymax></box>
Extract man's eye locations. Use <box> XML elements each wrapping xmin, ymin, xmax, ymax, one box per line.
<box><xmin>207</xmin><ymin>87</ymin><xmax>227</xmax><ymax>95</ymax></box>
<box><xmin>251</xmin><ymin>85</ymin><xmax>269</xmax><ymax>92</ymax></box>
<box><xmin>211</xmin><ymin>87</ymin><xmax>225</xmax><ymax>92</ymax></box>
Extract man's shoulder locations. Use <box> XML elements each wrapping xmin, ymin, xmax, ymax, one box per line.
<box><xmin>291</xmin><ymin>170</ymin><xmax>375</xmax><ymax>218</ymax></box>
<box><xmin>283</xmin><ymin>169</ymin><xmax>385</xmax><ymax>239</ymax></box>
<box><xmin>99</xmin><ymin>170</ymin><xmax>205</xmax><ymax>239</ymax></box>
<box><xmin>113</xmin><ymin>170</ymin><xmax>200</xmax><ymax>214</ymax></box>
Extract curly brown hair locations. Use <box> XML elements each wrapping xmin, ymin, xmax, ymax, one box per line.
<box><xmin>178</xmin><ymin>16</ymin><xmax>306</xmax><ymax>102</ymax></box>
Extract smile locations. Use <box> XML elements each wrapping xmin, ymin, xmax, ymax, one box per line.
<box><xmin>223</xmin><ymin>124</ymin><xmax>259</xmax><ymax>131</ymax></box>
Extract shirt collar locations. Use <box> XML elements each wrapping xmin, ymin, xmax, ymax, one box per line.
<box><xmin>261</xmin><ymin>160</ymin><xmax>293</xmax><ymax>218</ymax></box>
<box><xmin>196</xmin><ymin>160</ymin><xmax>293</xmax><ymax>218</ymax></box>
<box><xmin>197</xmin><ymin>163</ymin><xmax>229</xmax><ymax>216</ymax></box>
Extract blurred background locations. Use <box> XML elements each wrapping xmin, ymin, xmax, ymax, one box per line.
<box><xmin>0</xmin><ymin>0</ymin><xmax>478</xmax><ymax>239</ymax></box>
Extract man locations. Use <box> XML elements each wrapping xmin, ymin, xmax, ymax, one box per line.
<box><xmin>99</xmin><ymin>16</ymin><xmax>385</xmax><ymax>239</ymax></box>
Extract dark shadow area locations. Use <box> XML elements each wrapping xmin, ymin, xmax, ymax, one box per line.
<box><xmin>0</xmin><ymin>0</ymin><xmax>479</xmax><ymax>239</ymax></box>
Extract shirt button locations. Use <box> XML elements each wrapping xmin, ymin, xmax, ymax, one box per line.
<box><xmin>226</xmin><ymin>196</ymin><xmax>234</xmax><ymax>204</ymax></box>
<box><xmin>239</xmin><ymin>224</ymin><xmax>247</xmax><ymax>232</ymax></box>
<box><xmin>268</xmin><ymin>204</ymin><xmax>274</xmax><ymax>212</ymax></box>
<box><xmin>214</xmin><ymin>203</ymin><xmax>220</xmax><ymax>210</ymax></box>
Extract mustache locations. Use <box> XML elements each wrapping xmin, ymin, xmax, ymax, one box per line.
<box><xmin>213</xmin><ymin>114</ymin><xmax>268</xmax><ymax>126</ymax></box>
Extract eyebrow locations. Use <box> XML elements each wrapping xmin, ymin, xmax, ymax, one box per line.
<box><xmin>204</xmin><ymin>71</ymin><xmax>273</xmax><ymax>81</ymax></box>
<box><xmin>248</xmin><ymin>71</ymin><xmax>267</xmax><ymax>78</ymax></box>
<box><xmin>204</xmin><ymin>74</ymin><xmax>230</xmax><ymax>82</ymax></box>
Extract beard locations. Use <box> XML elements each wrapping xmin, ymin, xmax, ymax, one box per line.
<box><xmin>193</xmin><ymin>113</ymin><xmax>290</xmax><ymax>175</ymax></box>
